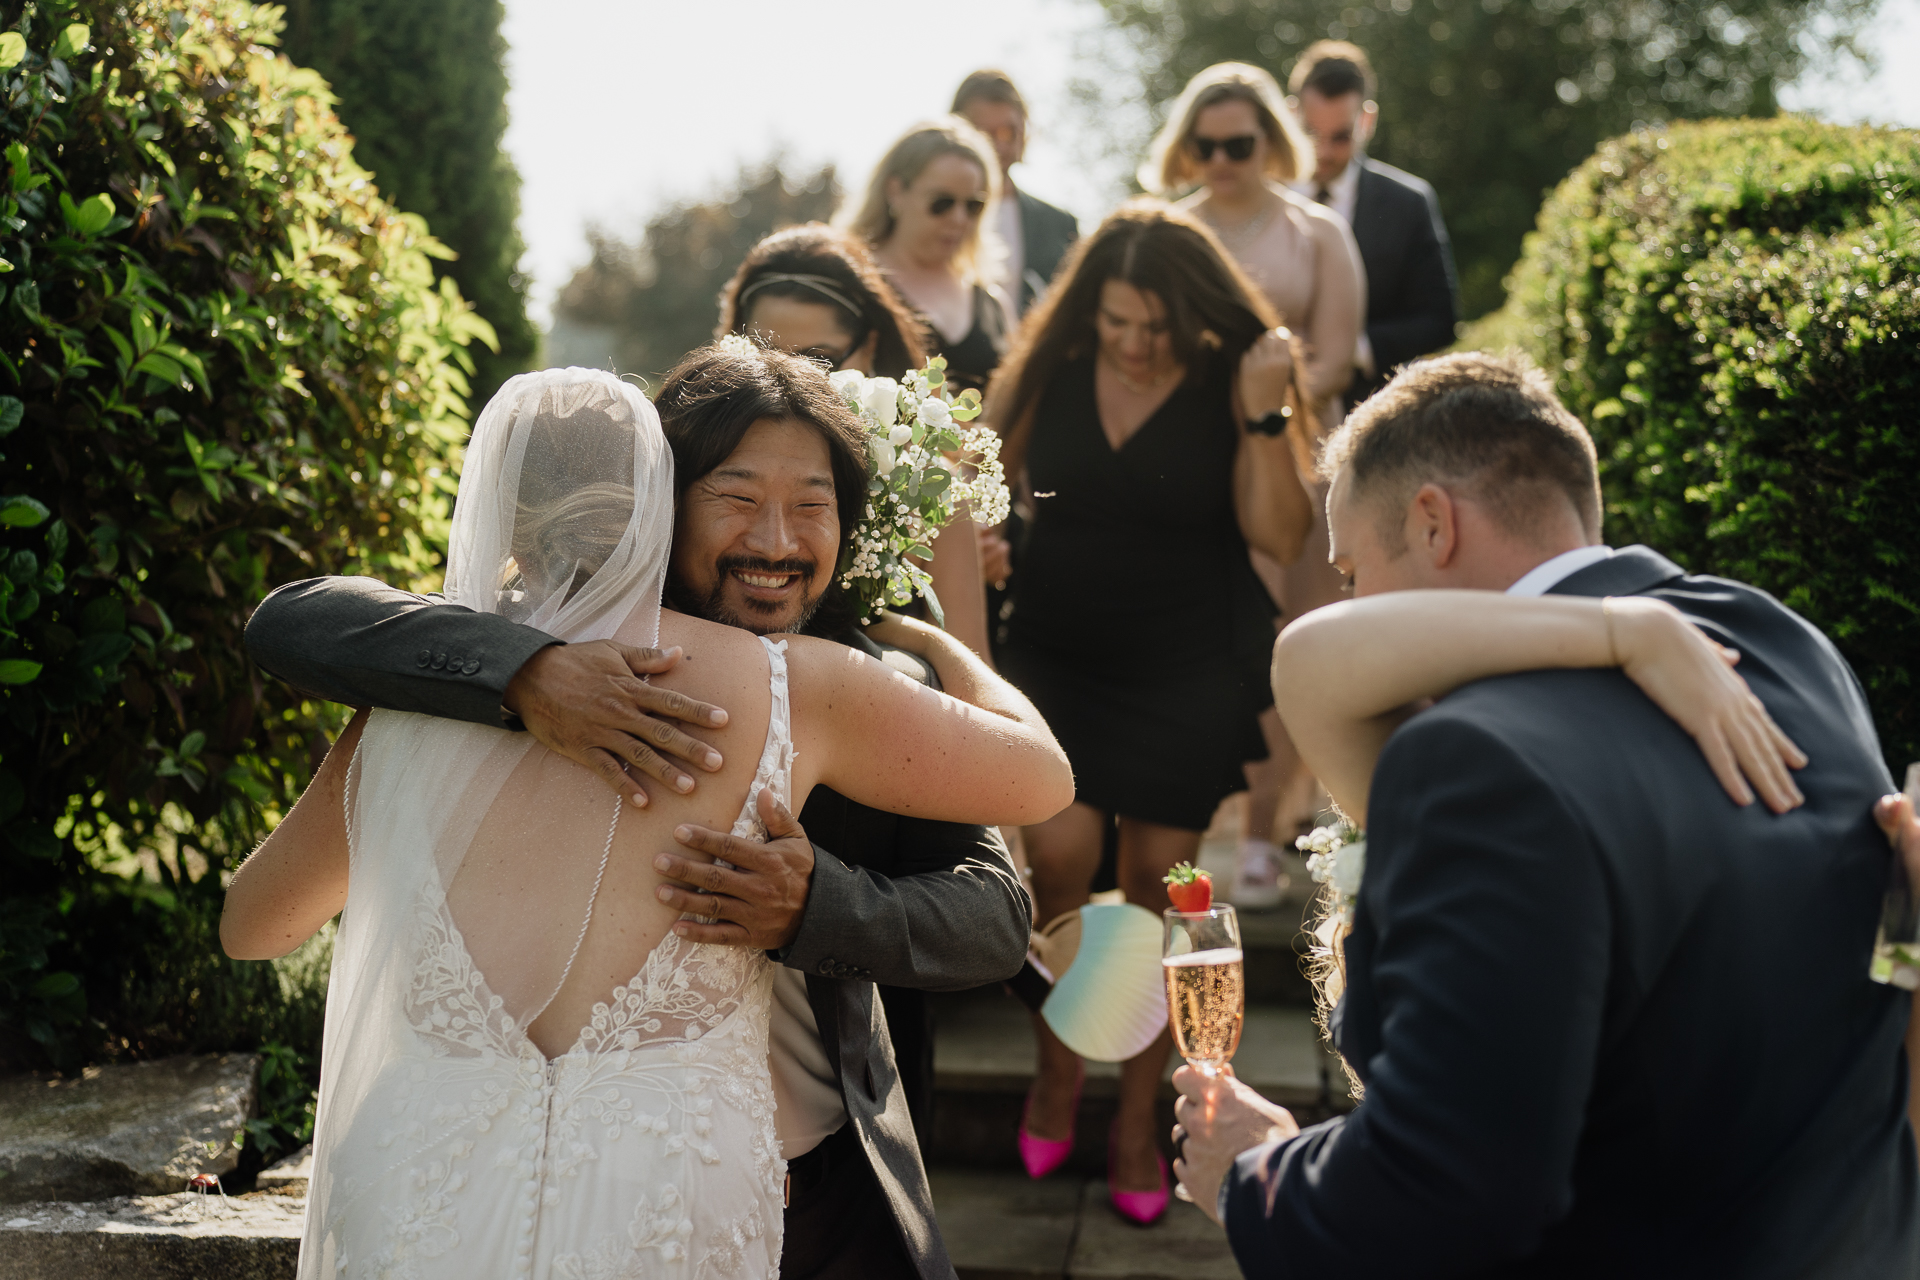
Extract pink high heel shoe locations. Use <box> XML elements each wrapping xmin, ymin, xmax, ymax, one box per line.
<box><xmin>1107</xmin><ymin>1122</ymin><xmax>1169</xmax><ymax>1225</ymax></box>
<box><xmin>1017</xmin><ymin>1066</ymin><xmax>1084</xmax><ymax>1179</ymax></box>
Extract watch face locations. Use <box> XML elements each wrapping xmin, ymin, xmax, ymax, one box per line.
<box><xmin>1249</xmin><ymin>410</ymin><xmax>1290</xmax><ymax>436</ymax></box>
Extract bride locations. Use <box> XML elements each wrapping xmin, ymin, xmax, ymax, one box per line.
<box><xmin>220</xmin><ymin>368</ymin><xmax>1073</xmax><ymax>1278</ymax></box>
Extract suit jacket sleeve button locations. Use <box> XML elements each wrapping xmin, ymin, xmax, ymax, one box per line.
<box><xmin>431</xmin><ymin>653</ymin><xmax>447</xmax><ymax>670</ymax></box>
<box><xmin>463</xmin><ymin>659</ymin><xmax>481</xmax><ymax>675</ymax></box>
<box><xmin>416</xmin><ymin>650</ymin><xmax>432</xmax><ymax>667</ymax></box>
<box><xmin>818</xmin><ymin>959</ymin><xmax>836</xmax><ymax>977</ymax></box>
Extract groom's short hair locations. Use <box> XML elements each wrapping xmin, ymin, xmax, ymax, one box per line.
<box><xmin>1320</xmin><ymin>351</ymin><xmax>1603</xmax><ymax>548</ymax></box>
<box><xmin>653</xmin><ymin>341</ymin><xmax>870</xmax><ymax>548</ymax></box>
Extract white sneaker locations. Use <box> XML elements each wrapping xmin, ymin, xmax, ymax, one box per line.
<box><xmin>1231</xmin><ymin>839</ymin><xmax>1289</xmax><ymax>909</ymax></box>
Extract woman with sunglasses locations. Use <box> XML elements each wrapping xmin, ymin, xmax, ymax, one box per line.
<box><xmin>715</xmin><ymin>222</ymin><xmax>993</xmax><ymax>661</ymax></box>
<box><xmin>845</xmin><ymin>117</ymin><xmax>1011</xmax><ymax>393</ymax></box>
<box><xmin>1142</xmin><ymin>62</ymin><xmax>1367</xmax><ymax>908</ymax></box>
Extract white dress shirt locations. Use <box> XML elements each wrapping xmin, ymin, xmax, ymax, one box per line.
<box><xmin>1505</xmin><ymin>545</ymin><xmax>1615</xmax><ymax>597</ymax></box>
<box><xmin>992</xmin><ymin>185</ymin><xmax>1026</xmax><ymax>317</ymax></box>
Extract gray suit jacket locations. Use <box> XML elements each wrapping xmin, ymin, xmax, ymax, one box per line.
<box><xmin>245</xmin><ymin>577</ymin><xmax>1033</xmax><ymax>1280</ymax></box>
<box><xmin>1015</xmin><ymin>187</ymin><xmax>1078</xmax><ymax>314</ymax></box>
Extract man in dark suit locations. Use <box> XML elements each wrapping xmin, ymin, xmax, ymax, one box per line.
<box><xmin>245</xmin><ymin>347</ymin><xmax>1032</xmax><ymax>1280</ymax></box>
<box><xmin>952</xmin><ymin>69</ymin><xmax>1078</xmax><ymax>317</ymax></box>
<box><xmin>1174</xmin><ymin>353</ymin><xmax>1918</xmax><ymax>1276</ymax></box>
<box><xmin>1289</xmin><ymin>42</ymin><xmax>1458</xmax><ymax>401</ymax></box>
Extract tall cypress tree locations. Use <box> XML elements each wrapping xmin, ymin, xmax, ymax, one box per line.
<box><xmin>282</xmin><ymin>0</ymin><xmax>536</xmax><ymax>407</ymax></box>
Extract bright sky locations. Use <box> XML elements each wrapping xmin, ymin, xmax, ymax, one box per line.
<box><xmin>500</xmin><ymin>0</ymin><xmax>1920</xmax><ymax>328</ymax></box>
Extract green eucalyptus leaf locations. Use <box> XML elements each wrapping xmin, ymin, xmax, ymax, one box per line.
<box><xmin>179</xmin><ymin>729</ymin><xmax>207</xmax><ymax>758</ymax></box>
<box><xmin>0</xmin><ymin>495</ymin><xmax>49</xmax><ymax>527</ymax></box>
<box><xmin>52</xmin><ymin>23</ymin><xmax>89</xmax><ymax>61</ymax></box>
<box><xmin>0</xmin><ymin>31</ymin><xmax>27</xmax><ymax>70</ymax></box>
<box><xmin>0</xmin><ymin>658</ymin><xmax>43</xmax><ymax>683</ymax></box>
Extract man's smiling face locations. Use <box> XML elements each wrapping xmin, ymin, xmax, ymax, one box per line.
<box><xmin>669</xmin><ymin>416</ymin><xmax>841</xmax><ymax>635</ymax></box>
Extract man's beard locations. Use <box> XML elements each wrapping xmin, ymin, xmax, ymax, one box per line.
<box><xmin>687</xmin><ymin>555</ymin><xmax>826</xmax><ymax>637</ymax></box>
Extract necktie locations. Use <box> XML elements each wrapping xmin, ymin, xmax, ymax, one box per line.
<box><xmin>1313</xmin><ymin>185</ymin><xmax>1332</xmax><ymax>204</ymax></box>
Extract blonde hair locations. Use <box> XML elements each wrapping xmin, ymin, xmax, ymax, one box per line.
<box><xmin>511</xmin><ymin>481</ymin><xmax>635</xmax><ymax>602</ymax></box>
<box><xmin>843</xmin><ymin>117</ymin><xmax>1002</xmax><ymax>283</ymax></box>
<box><xmin>1138</xmin><ymin>62</ymin><xmax>1313</xmax><ymax>195</ymax></box>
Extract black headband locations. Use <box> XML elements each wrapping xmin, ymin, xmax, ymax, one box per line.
<box><xmin>738</xmin><ymin>272</ymin><xmax>866</xmax><ymax>322</ymax></box>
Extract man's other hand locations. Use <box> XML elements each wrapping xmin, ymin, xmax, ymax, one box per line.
<box><xmin>1172</xmin><ymin>1063</ymin><xmax>1301</xmax><ymax>1224</ymax></box>
<box><xmin>654</xmin><ymin>790</ymin><xmax>815</xmax><ymax>951</ymax></box>
<box><xmin>504</xmin><ymin>642</ymin><xmax>729</xmax><ymax>806</ymax></box>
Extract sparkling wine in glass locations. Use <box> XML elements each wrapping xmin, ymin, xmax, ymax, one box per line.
<box><xmin>1164</xmin><ymin>904</ymin><xmax>1244</xmax><ymax>1203</ymax></box>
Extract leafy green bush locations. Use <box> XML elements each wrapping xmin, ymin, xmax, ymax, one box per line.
<box><xmin>0</xmin><ymin>0</ymin><xmax>491</xmax><ymax>1144</ymax></box>
<box><xmin>1470</xmin><ymin>117</ymin><xmax>1918</xmax><ymax>770</ymax></box>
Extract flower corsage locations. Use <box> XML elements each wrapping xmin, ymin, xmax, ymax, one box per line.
<box><xmin>1298</xmin><ymin>820</ymin><xmax>1366</xmax><ymax>928</ymax></box>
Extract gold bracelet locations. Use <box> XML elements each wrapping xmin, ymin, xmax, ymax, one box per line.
<box><xmin>1602</xmin><ymin>596</ymin><xmax>1620</xmax><ymax>667</ymax></box>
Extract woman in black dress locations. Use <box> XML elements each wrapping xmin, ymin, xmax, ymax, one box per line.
<box><xmin>988</xmin><ymin>201</ymin><xmax>1317</xmax><ymax>1221</ymax></box>
<box><xmin>844</xmin><ymin>117</ymin><xmax>1011</xmax><ymax>393</ymax></box>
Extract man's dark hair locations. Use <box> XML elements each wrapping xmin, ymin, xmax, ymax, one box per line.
<box><xmin>653</xmin><ymin>342</ymin><xmax>870</xmax><ymax>631</ymax></box>
<box><xmin>951</xmin><ymin>68</ymin><xmax>1027</xmax><ymax>118</ymax></box>
<box><xmin>1319</xmin><ymin>351</ymin><xmax>1602</xmax><ymax>547</ymax></box>
<box><xmin>1289</xmin><ymin>40</ymin><xmax>1377</xmax><ymax>100</ymax></box>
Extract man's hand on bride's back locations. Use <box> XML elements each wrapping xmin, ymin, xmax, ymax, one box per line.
<box><xmin>503</xmin><ymin>642</ymin><xmax>730</xmax><ymax>806</ymax></box>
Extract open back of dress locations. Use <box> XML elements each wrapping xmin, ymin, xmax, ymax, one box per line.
<box><xmin>299</xmin><ymin>370</ymin><xmax>788</xmax><ymax>1279</ymax></box>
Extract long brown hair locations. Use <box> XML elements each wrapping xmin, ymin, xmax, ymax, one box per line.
<box><xmin>989</xmin><ymin>200</ymin><xmax>1307</xmax><ymax>480</ymax></box>
<box><xmin>717</xmin><ymin>224</ymin><xmax>930</xmax><ymax>379</ymax></box>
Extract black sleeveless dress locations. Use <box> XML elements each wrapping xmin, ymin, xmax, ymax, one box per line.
<box><xmin>997</xmin><ymin>355</ymin><xmax>1276</xmax><ymax>830</ymax></box>
<box><xmin>922</xmin><ymin>285</ymin><xmax>1007</xmax><ymax>392</ymax></box>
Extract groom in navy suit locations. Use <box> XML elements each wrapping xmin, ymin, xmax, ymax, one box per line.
<box><xmin>1175</xmin><ymin>353</ymin><xmax>1918</xmax><ymax>1276</ymax></box>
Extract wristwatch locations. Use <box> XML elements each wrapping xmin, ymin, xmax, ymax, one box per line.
<box><xmin>1247</xmin><ymin>406</ymin><xmax>1294</xmax><ymax>436</ymax></box>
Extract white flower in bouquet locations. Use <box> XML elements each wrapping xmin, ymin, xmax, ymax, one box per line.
<box><xmin>917</xmin><ymin>396</ymin><xmax>952</xmax><ymax>431</ymax></box>
<box><xmin>862</xmin><ymin>377</ymin><xmax>901</xmax><ymax>427</ymax></box>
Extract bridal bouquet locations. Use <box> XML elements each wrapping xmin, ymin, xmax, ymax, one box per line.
<box><xmin>824</xmin><ymin>356</ymin><xmax>1010</xmax><ymax>625</ymax></box>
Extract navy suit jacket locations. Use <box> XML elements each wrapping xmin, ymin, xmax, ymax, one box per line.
<box><xmin>1223</xmin><ymin>546</ymin><xmax>1919</xmax><ymax>1278</ymax></box>
<box><xmin>1349</xmin><ymin>158</ymin><xmax>1458</xmax><ymax>400</ymax></box>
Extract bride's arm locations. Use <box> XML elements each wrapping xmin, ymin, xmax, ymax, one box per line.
<box><xmin>220</xmin><ymin>709</ymin><xmax>369</xmax><ymax>959</ymax></box>
<box><xmin>1273</xmin><ymin>592</ymin><xmax>1807</xmax><ymax>826</ymax></box>
<box><xmin>787</xmin><ymin>625</ymin><xmax>1073</xmax><ymax>827</ymax></box>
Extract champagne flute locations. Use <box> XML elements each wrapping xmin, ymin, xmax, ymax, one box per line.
<box><xmin>1163</xmin><ymin>903</ymin><xmax>1244</xmax><ymax>1202</ymax></box>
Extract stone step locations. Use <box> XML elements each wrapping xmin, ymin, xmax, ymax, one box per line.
<box><xmin>932</xmin><ymin>1167</ymin><xmax>1241</xmax><ymax>1280</ymax></box>
<box><xmin>925</xmin><ymin>986</ymin><xmax>1352</xmax><ymax>1171</ymax></box>
<box><xmin>0</xmin><ymin>1193</ymin><xmax>301</xmax><ymax>1280</ymax></box>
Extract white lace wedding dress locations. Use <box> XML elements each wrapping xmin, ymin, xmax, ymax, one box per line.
<box><xmin>296</xmin><ymin>370</ymin><xmax>789</xmax><ymax>1280</ymax></box>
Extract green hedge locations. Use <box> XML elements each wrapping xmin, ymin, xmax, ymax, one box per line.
<box><xmin>0</xmin><ymin>0</ymin><xmax>490</xmax><ymax>1147</ymax></box>
<box><xmin>1472</xmin><ymin>117</ymin><xmax>1918</xmax><ymax>772</ymax></box>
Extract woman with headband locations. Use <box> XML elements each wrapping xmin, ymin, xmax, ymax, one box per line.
<box><xmin>718</xmin><ymin>223</ymin><xmax>929</xmax><ymax>379</ymax></box>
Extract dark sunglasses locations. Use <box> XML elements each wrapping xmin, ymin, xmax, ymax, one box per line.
<box><xmin>1190</xmin><ymin>133</ymin><xmax>1259</xmax><ymax>162</ymax></box>
<box><xmin>929</xmin><ymin>194</ymin><xmax>987</xmax><ymax>219</ymax></box>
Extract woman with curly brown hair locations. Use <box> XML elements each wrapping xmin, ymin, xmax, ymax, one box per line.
<box><xmin>987</xmin><ymin>200</ymin><xmax>1317</xmax><ymax>1223</ymax></box>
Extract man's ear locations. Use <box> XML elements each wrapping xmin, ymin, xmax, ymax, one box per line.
<box><xmin>1406</xmin><ymin>483</ymin><xmax>1459</xmax><ymax>570</ymax></box>
<box><xmin>1359</xmin><ymin>101</ymin><xmax>1379</xmax><ymax>147</ymax></box>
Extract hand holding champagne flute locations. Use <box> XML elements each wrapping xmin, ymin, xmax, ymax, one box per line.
<box><xmin>1162</xmin><ymin>863</ymin><xmax>1245</xmax><ymax>1202</ymax></box>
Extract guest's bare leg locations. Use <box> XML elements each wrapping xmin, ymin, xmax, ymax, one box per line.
<box><xmin>1111</xmin><ymin>817</ymin><xmax>1205</xmax><ymax>1191</ymax></box>
<box><xmin>1022</xmin><ymin>802</ymin><xmax>1107</xmax><ymax>1140</ymax></box>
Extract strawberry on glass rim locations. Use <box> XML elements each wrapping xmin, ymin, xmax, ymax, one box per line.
<box><xmin>1163</xmin><ymin>862</ymin><xmax>1212</xmax><ymax>913</ymax></box>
